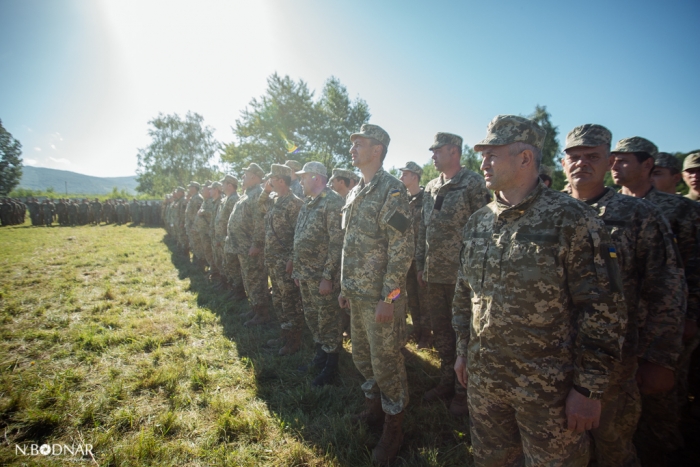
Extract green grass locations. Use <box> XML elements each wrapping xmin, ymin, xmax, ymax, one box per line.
<box><xmin>0</xmin><ymin>221</ymin><xmax>473</xmax><ymax>466</ymax></box>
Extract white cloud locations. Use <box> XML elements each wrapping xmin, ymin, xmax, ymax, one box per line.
<box><xmin>50</xmin><ymin>132</ymin><xmax>63</xmax><ymax>142</ymax></box>
<box><xmin>49</xmin><ymin>157</ymin><xmax>70</xmax><ymax>165</ymax></box>
<box><xmin>51</xmin><ymin>144</ymin><xmax>57</xmax><ymax>150</ymax></box>
<box><xmin>25</xmin><ymin>159</ymin><xmax>38</xmax><ymax>165</ymax></box>
<box><xmin>34</xmin><ymin>147</ymin><xmax>42</xmax><ymax>151</ymax></box>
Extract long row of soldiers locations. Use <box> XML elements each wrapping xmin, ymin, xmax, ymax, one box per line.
<box><xmin>0</xmin><ymin>198</ymin><xmax>27</xmax><ymax>226</ymax></box>
<box><xmin>159</xmin><ymin>119</ymin><xmax>699</xmax><ymax>466</ymax></box>
<box><xmin>19</xmin><ymin>198</ymin><xmax>163</xmax><ymax>227</ymax></box>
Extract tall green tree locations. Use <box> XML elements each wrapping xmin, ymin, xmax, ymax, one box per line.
<box><xmin>221</xmin><ymin>74</ymin><xmax>370</xmax><ymax>174</ymax></box>
<box><xmin>0</xmin><ymin>119</ymin><xmax>23</xmax><ymax>197</ymax></box>
<box><xmin>528</xmin><ymin>105</ymin><xmax>566</xmax><ymax>190</ymax></box>
<box><xmin>136</xmin><ymin>112</ymin><xmax>220</xmax><ymax>196</ymax></box>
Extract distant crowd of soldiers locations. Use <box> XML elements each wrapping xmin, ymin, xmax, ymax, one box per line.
<box><xmin>0</xmin><ymin>198</ymin><xmax>27</xmax><ymax>226</ymax></box>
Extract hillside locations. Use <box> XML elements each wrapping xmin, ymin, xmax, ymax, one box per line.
<box><xmin>18</xmin><ymin>166</ymin><xmax>139</xmax><ymax>195</ymax></box>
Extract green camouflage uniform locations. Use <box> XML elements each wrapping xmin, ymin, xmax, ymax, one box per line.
<box><xmin>292</xmin><ymin>187</ymin><xmax>345</xmax><ymax>353</ymax></box>
<box><xmin>405</xmin><ymin>187</ymin><xmax>430</xmax><ymax>338</ymax></box>
<box><xmin>258</xmin><ymin>189</ymin><xmax>303</xmax><ymax>331</ymax></box>
<box><xmin>185</xmin><ymin>192</ymin><xmax>204</xmax><ymax>258</ymax></box>
<box><xmin>218</xmin><ymin>192</ymin><xmax>244</xmax><ymax>290</ymax></box>
<box><xmin>195</xmin><ymin>197</ymin><xmax>216</xmax><ymax>269</ymax></box>
<box><xmin>584</xmin><ymin>188</ymin><xmax>685</xmax><ymax>467</ymax></box>
<box><xmin>417</xmin><ymin>164</ymin><xmax>491</xmax><ymax>391</ymax></box>
<box><xmin>453</xmin><ymin>181</ymin><xmax>626</xmax><ymax>467</ymax></box>
<box><xmin>228</xmin><ymin>184</ymin><xmax>267</xmax><ymax>307</ymax></box>
<box><xmin>341</xmin><ymin>168</ymin><xmax>414</xmax><ymax>415</ymax></box>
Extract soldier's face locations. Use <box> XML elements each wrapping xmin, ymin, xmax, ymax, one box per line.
<box><xmin>350</xmin><ymin>137</ymin><xmax>379</xmax><ymax>169</ymax></box>
<box><xmin>431</xmin><ymin>145</ymin><xmax>456</xmax><ymax>173</ymax></box>
<box><xmin>300</xmin><ymin>173</ymin><xmax>314</xmax><ymax>196</ymax></box>
<box><xmin>563</xmin><ymin>145</ymin><xmax>611</xmax><ymax>188</ymax></box>
<box><xmin>611</xmin><ymin>153</ymin><xmax>649</xmax><ymax>186</ymax></box>
<box><xmin>683</xmin><ymin>168</ymin><xmax>700</xmax><ymax>192</ymax></box>
<box><xmin>479</xmin><ymin>145</ymin><xmax>519</xmax><ymax>191</ymax></box>
<box><xmin>399</xmin><ymin>170</ymin><xmax>418</xmax><ymax>187</ymax></box>
<box><xmin>330</xmin><ymin>177</ymin><xmax>347</xmax><ymax>194</ymax></box>
<box><xmin>651</xmin><ymin>167</ymin><xmax>682</xmax><ymax>194</ymax></box>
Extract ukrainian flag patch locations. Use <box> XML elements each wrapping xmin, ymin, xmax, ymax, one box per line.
<box><xmin>608</xmin><ymin>246</ymin><xmax>617</xmax><ymax>258</ymax></box>
<box><xmin>390</xmin><ymin>188</ymin><xmax>401</xmax><ymax>197</ymax></box>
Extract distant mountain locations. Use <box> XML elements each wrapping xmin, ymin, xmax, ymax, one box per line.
<box><xmin>18</xmin><ymin>166</ymin><xmax>139</xmax><ymax>195</ymax></box>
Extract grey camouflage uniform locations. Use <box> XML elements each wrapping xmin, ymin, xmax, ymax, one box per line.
<box><xmin>216</xmin><ymin>192</ymin><xmax>244</xmax><ymax>290</ymax></box>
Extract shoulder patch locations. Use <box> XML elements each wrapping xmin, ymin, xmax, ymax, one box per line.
<box><xmin>390</xmin><ymin>188</ymin><xmax>401</xmax><ymax>197</ymax></box>
<box><xmin>387</xmin><ymin>211</ymin><xmax>410</xmax><ymax>233</ymax></box>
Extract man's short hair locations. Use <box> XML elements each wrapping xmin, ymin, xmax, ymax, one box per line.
<box><xmin>509</xmin><ymin>142</ymin><xmax>543</xmax><ymax>169</ymax></box>
<box><xmin>335</xmin><ymin>176</ymin><xmax>351</xmax><ymax>187</ymax></box>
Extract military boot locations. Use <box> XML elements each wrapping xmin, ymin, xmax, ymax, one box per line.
<box><xmin>297</xmin><ymin>343</ymin><xmax>327</xmax><ymax>372</ymax></box>
<box><xmin>244</xmin><ymin>305</ymin><xmax>270</xmax><ymax>326</ymax></box>
<box><xmin>449</xmin><ymin>392</ymin><xmax>469</xmax><ymax>417</ymax></box>
<box><xmin>278</xmin><ymin>329</ymin><xmax>301</xmax><ymax>356</ymax></box>
<box><xmin>312</xmin><ymin>352</ymin><xmax>339</xmax><ymax>387</ymax></box>
<box><xmin>351</xmin><ymin>396</ymin><xmax>384</xmax><ymax>428</ymax></box>
<box><xmin>266</xmin><ymin>330</ymin><xmax>286</xmax><ymax>349</ymax></box>
<box><xmin>372</xmin><ymin>411</ymin><xmax>404</xmax><ymax>465</ymax></box>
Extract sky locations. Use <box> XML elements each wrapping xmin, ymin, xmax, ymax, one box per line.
<box><xmin>1</xmin><ymin>0</ymin><xmax>699</xmax><ymax>178</ymax></box>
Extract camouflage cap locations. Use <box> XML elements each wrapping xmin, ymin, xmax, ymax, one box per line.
<box><xmin>176</xmin><ymin>186</ymin><xmax>185</xmax><ymax>193</ymax></box>
<box><xmin>296</xmin><ymin>161</ymin><xmax>327</xmax><ymax>177</ymax></box>
<box><xmin>611</xmin><ymin>137</ymin><xmax>658</xmax><ymax>157</ymax></box>
<box><xmin>654</xmin><ymin>152</ymin><xmax>681</xmax><ymax>172</ymax></box>
<box><xmin>350</xmin><ymin>124</ymin><xmax>390</xmax><ymax>148</ymax></box>
<box><xmin>188</xmin><ymin>181</ymin><xmax>201</xmax><ymax>189</ymax></box>
<box><xmin>211</xmin><ymin>181</ymin><xmax>223</xmax><ymax>191</ymax></box>
<box><xmin>564</xmin><ymin>124</ymin><xmax>612</xmax><ymax>151</ymax></box>
<box><xmin>267</xmin><ymin>163</ymin><xmax>292</xmax><ymax>178</ymax></box>
<box><xmin>474</xmin><ymin>115</ymin><xmax>546</xmax><ymax>151</ymax></box>
<box><xmin>683</xmin><ymin>152</ymin><xmax>700</xmax><ymax>171</ymax></box>
<box><xmin>539</xmin><ymin>165</ymin><xmax>554</xmax><ymax>177</ymax></box>
<box><xmin>398</xmin><ymin>161</ymin><xmax>423</xmax><ymax>177</ymax></box>
<box><xmin>221</xmin><ymin>174</ymin><xmax>238</xmax><ymax>186</ymax></box>
<box><xmin>330</xmin><ymin>167</ymin><xmax>360</xmax><ymax>182</ymax></box>
<box><xmin>205</xmin><ymin>180</ymin><xmax>213</xmax><ymax>188</ymax></box>
<box><xmin>429</xmin><ymin>132</ymin><xmax>463</xmax><ymax>151</ymax></box>
<box><xmin>284</xmin><ymin>160</ymin><xmax>302</xmax><ymax>172</ymax></box>
<box><xmin>244</xmin><ymin>163</ymin><xmax>265</xmax><ymax>179</ymax></box>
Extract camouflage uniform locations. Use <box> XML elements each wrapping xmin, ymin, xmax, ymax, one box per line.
<box><xmin>417</xmin><ymin>135</ymin><xmax>491</xmax><ymax>393</ymax></box>
<box><xmin>285</xmin><ymin>160</ymin><xmax>305</xmax><ymax>199</ymax></box>
<box><xmin>293</xmin><ymin>185</ymin><xmax>345</xmax><ymax>353</ymax></box>
<box><xmin>405</xmin><ymin>186</ymin><xmax>430</xmax><ymax>339</ymax></box>
<box><xmin>228</xmin><ymin>182</ymin><xmax>267</xmax><ymax>308</ymax></box>
<box><xmin>341</xmin><ymin>167</ymin><xmax>414</xmax><ymax>415</ymax></box>
<box><xmin>185</xmin><ymin>186</ymin><xmax>204</xmax><ymax>259</ymax></box>
<box><xmin>453</xmin><ymin>116</ymin><xmax>626</xmax><ymax>466</ymax></box>
<box><xmin>257</xmin><ymin>182</ymin><xmax>304</xmax><ymax>334</ymax></box>
<box><xmin>195</xmin><ymin>195</ymin><xmax>216</xmax><ymax>269</ymax></box>
<box><xmin>217</xmin><ymin>185</ymin><xmax>245</xmax><ymax>292</ymax></box>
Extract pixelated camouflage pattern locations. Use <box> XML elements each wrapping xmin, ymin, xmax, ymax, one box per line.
<box><xmin>292</xmin><ymin>187</ymin><xmax>344</xmax><ymax>282</ymax></box>
<box><xmin>299</xmin><ymin>280</ymin><xmax>343</xmax><ymax>353</ymax></box>
<box><xmin>398</xmin><ymin>161</ymin><xmax>423</xmax><ymax>177</ymax></box>
<box><xmin>227</xmin><ymin>184</ymin><xmax>263</xmax><ymax>255</ymax></box>
<box><xmin>195</xmin><ymin>197</ymin><xmax>216</xmax><ymax>268</ymax></box>
<box><xmin>350</xmin><ymin>123</ymin><xmax>390</xmax><ymax>148</ymax></box>
<box><xmin>340</xmin><ymin>168</ymin><xmax>414</xmax><ymax>301</ymax></box>
<box><xmin>290</xmin><ymin>179</ymin><xmax>304</xmax><ymax>198</ymax></box>
<box><xmin>612</xmin><ymin>137</ymin><xmax>658</xmax><ymax>156</ymax></box>
<box><xmin>221</xmin><ymin>174</ymin><xmax>238</xmax><ymax>186</ymax></box>
<box><xmin>257</xmin><ymin>191</ymin><xmax>303</xmax><ymax>263</ymax></box>
<box><xmin>683</xmin><ymin>152</ymin><xmax>700</xmax><ymax>171</ymax></box>
<box><xmin>237</xmin><ymin>252</ymin><xmax>268</xmax><ymax>307</ymax></box>
<box><xmin>428</xmin><ymin>132</ymin><xmax>463</xmax><ymax>151</ymax></box>
<box><xmin>284</xmin><ymin>159</ymin><xmax>302</xmax><ymax>172</ymax></box>
<box><xmin>350</xmin><ymin>296</ymin><xmax>408</xmax><ymax>415</ymax></box>
<box><xmin>405</xmin><ymin>188</ymin><xmax>430</xmax><ymax>336</ymax></box>
<box><xmin>268</xmin><ymin>163</ymin><xmax>292</xmax><ymax>178</ymax></box>
<box><xmin>425</xmin><ymin>282</ymin><xmax>457</xmax><ymax>387</ymax></box>
<box><xmin>268</xmin><ymin>257</ymin><xmax>304</xmax><ymax>331</ymax></box>
<box><xmin>331</xmin><ymin>167</ymin><xmax>360</xmax><ymax>182</ymax></box>
<box><xmin>452</xmin><ymin>181</ymin><xmax>626</xmax><ymax>394</ymax></box>
<box><xmin>296</xmin><ymin>161</ymin><xmax>327</xmax><ymax>177</ymax></box>
<box><xmin>474</xmin><ymin>115</ymin><xmax>546</xmax><ymax>151</ymax></box>
<box><xmin>185</xmin><ymin>192</ymin><xmax>203</xmax><ymax>254</ymax></box>
<box><xmin>585</xmin><ymin>189</ymin><xmax>685</xmax><ymax>368</ymax></box>
<box><xmin>564</xmin><ymin>123</ymin><xmax>612</xmax><ymax>151</ymax></box>
<box><xmin>244</xmin><ymin>163</ymin><xmax>265</xmax><ymax>179</ymax></box>
<box><xmin>643</xmin><ymin>188</ymin><xmax>700</xmax><ymax>322</ymax></box>
<box><xmin>654</xmin><ymin>152</ymin><xmax>681</xmax><ymax>172</ymax></box>
<box><xmin>218</xmin><ymin>192</ymin><xmax>239</xmax><ymax>254</ymax></box>
<box><xmin>417</xmin><ymin>167</ymin><xmax>491</xmax><ymax>284</ymax></box>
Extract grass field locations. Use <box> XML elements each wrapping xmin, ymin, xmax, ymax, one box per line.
<box><xmin>0</xmin><ymin>221</ymin><xmax>472</xmax><ymax>466</ymax></box>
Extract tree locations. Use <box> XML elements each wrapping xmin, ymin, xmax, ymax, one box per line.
<box><xmin>0</xmin><ymin>119</ymin><xmax>23</xmax><ymax>197</ymax></box>
<box><xmin>136</xmin><ymin>112</ymin><xmax>221</xmax><ymax>196</ymax></box>
<box><xmin>420</xmin><ymin>144</ymin><xmax>483</xmax><ymax>185</ymax></box>
<box><xmin>221</xmin><ymin>74</ymin><xmax>370</xmax><ymax>174</ymax></box>
<box><xmin>528</xmin><ymin>105</ymin><xmax>566</xmax><ymax>190</ymax></box>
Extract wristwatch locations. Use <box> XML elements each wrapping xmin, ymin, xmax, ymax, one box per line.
<box><xmin>383</xmin><ymin>296</ymin><xmax>393</xmax><ymax>304</ymax></box>
<box><xmin>383</xmin><ymin>288</ymin><xmax>401</xmax><ymax>304</ymax></box>
<box><xmin>573</xmin><ymin>385</ymin><xmax>603</xmax><ymax>400</ymax></box>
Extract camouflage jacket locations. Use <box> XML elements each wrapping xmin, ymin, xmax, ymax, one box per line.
<box><xmin>185</xmin><ymin>193</ymin><xmax>203</xmax><ymax>233</ymax></box>
<box><xmin>452</xmin><ymin>181</ymin><xmax>626</xmax><ymax>393</ymax></box>
<box><xmin>417</xmin><ymin>167</ymin><xmax>491</xmax><ymax>284</ymax></box>
<box><xmin>340</xmin><ymin>168</ymin><xmax>414</xmax><ymax>301</ymax></box>
<box><xmin>227</xmin><ymin>184</ymin><xmax>263</xmax><ymax>255</ymax></box>
<box><xmin>643</xmin><ymin>188</ymin><xmax>700</xmax><ymax>322</ymax></box>
<box><xmin>217</xmin><ymin>193</ymin><xmax>239</xmax><ymax>252</ymax></box>
<box><xmin>290</xmin><ymin>179</ymin><xmax>304</xmax><ymax>199</ymax></box>
<box><xmin>408</xmin><ymin>187</ymin><xmax>424</xmax><ymax>254</ymax></box>
<box><xmin>195</xmin><ymin>198</ymin><xmax>215</xmax><ymax>238</ymax></box>
<box><xmin>292</xmin><ymin>187</ymin><xmax>344</xmax><ymax>282</ymax></box>
<box><xmin>210</xmin><ymin>197</ymin><xmax>221</xmax><ymax>234</ymax></box>
<box><xmin>587</xmin><ymin>188</ymin><xmax>684</xmax><ymax>369</ymax></box>
<box><xmin>257</xmin><ymin>190</ymin><xmax>303</xmax><ymax>262</ymax></box>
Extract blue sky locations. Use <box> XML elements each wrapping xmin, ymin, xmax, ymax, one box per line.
<box><xmin>1</xmin><ymin>0</ymin><xmax>699</xmax><ymax>178</ymax></box>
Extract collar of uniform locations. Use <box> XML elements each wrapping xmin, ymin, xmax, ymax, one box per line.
<box><xmin>307</xmin><ymin>187</ymin><xmax>329</xmax><ymax>206</ymax></box>
<box><xmin>437</xmin><ymin>166</ymin><xmax>469</xmax><ymax>189</ymax></box>
<box><xmin>495</xmin><ymin>178</ymin><xmax>546</xmax><ymax>218</ymax></box>
<box><xmin>409</xmin><ymin>187</ymin><xmax>424</xmax><ymax>203</ymax></box>
<box><xmin>357</xmin><ymin>168</ymin><xmax>387</xmax><ymax>193</ymax></box>
<box><xmin>245</xmin><ymin>184</ymin><xmax>260</xmax><ymax>194</ymax></box>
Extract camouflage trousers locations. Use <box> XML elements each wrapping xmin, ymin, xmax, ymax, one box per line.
<box><xmin>635</xmin><ymin>334</ymin><xmax>700</xmax><ymax>459</ymax></box>
<box><xmin>197</xmin><ymin>232</ymin><xmax>214</xmax><ymax>268</ymax></box>
<box><xmin>267</xmin><ymin>257</ymin><xmax>303</xmax><ymax>332</ymax></box>
<box><xmin>590</xmin><ymin>356</ymin><xmax>640</xmax><ymax>467</ymax></box>
<box><xmin>188</xmin><ymin>228</ymin><xmax>201</xmax><ymax>258</ymax></box>
<box><xmin>349</xmin><ymin>296</ymin><xmax>408</xmax><ymax>415</ymax></box>
<box><xmin>299</xmin><ymin>279</ymin><xmax>343</xmax><ymax>354</ymax></box>
<box><xmin>223</xmin><ymin>251</ymin><xmax>244</xmax><ymax>291</ymax></box>
<box><xmin>177</xmin><ymin>226</ymin><xmax>188</xmax><ymax>251</ymax></box>
<box><xmin>468</xmin><ymin>379</ymin><xmax>589</xmax><ymax>467</ymax></box>
<box><xmin>212</xmin><ymin>239</ymin><xmax>223</xmax><ymax>272</ymax></box>
<box><xmin>237</xmin><ymin>252</ymin><xmax>268</xmax><ymax>308</ymax></box>
<box><xmin>425</xmin><ymin>282</ymin><xmax>461</xmax><ymax>392</ymax></box>
<box><xmin>406</xmin><ymin>261</ymin><xmax>431</xmax><ymax>336</ymax></box>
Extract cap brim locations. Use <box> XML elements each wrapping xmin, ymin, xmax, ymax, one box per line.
<box><xmin>428</xmin><ymin>143</ymin><xmax>446</xmax><ymax>151</ymax></box>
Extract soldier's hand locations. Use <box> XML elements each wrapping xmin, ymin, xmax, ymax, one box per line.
<box><xmin>338</xmin><ymin>294</ymin><xmax>350</xmax><ymax>309</ymax></box>
<box><xmin>286</xmin><ymin>260</ymin><xmax>293</xmax><ymax>275</ymax></box>
<box><xmin>294</xmin><ymin>278</ymin><xmax>300</xmax><ymax>287</ymax></box>
<box><xmin>565</xmin><ymin>388</ymin><xmax>601</xmax><ymax>432</ymax></box>
<box><xmin>417</xmin><ymin>270</ymin><xmax>426</xmax><ymax>288</ymax></box>
<box><xmin>683</xmin><ymin>319</ymin><xmax>698</xmax><ymax>342</ymax></box>
<box><xmin>454</xmin><ymin>356</ymin><xmax>469</xmax><ymax>389</ymax></box>
<box><xmin>319</xmin><ymin>279</ymin><xmax>333</xmax><ymax>296</ymax></box>
<box><xmin>248</xmin><ymin>246</ymin><xmax>261</xmax><ymax>257</ymax></box>
<box><xmin>375</xmin><ymin>301</ymin><xmax>394</xmax><ymax>323</ymax></box>
<box><xmin>636</xmin><ymin>360</ymin><xmax>675</xmax><ymax>394</ymax></box>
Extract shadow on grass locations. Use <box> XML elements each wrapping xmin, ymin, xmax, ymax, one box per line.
<box><xmin>161</xmin><ymin>232</ymin><xmax>475</xmax><ymax>466</ymax></box>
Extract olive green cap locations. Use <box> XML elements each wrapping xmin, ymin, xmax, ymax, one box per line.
<box><xmin>474</xmin><ymin>115</ymin><xmax>546</xmax><ymax>151</ymax></box>
<box><xmin>398</xmin><ymin>161</ymin><xmax>423</xmax><ymax>177</ymax></box>
<box><xmin>654</xmin><ymin>152</ymin><xmax>681</xmax><ymax>172</ymax></box>
<box><xmin>683</xmin><ymin>152</ymin><xmax>700</xmax><ymax>171</ymax></box>
<box><xmin>350</xmin><ymin>124</ymin><xmax>390</xmax><ymax>148</ymax></box>
<box><xmin>611</xmin><ymin>137</ymin><xmax>658</xmax><ymax>157</ymax></box>
<box><xmin>564</xmin><ymin>124</ymin><xmax>612</xmax><ymax>151</ymax></box>
<box><xmin>244</xmin><ymin>163</ymin><xmax>265</xmax><ymax>179</ymax></box>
